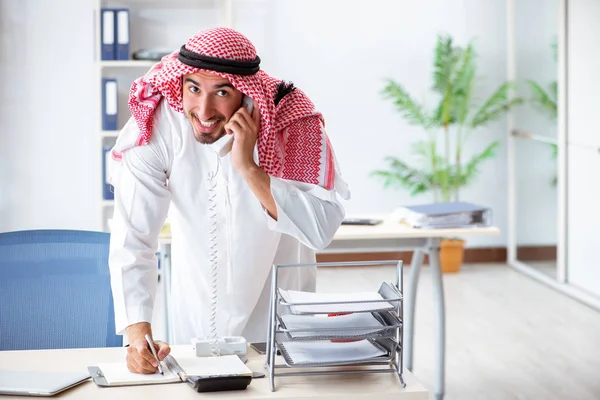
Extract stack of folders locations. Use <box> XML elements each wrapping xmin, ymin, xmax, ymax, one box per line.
<box><xmin>276</xmin><ymin>284</ymin><xmax>402</xmax><ymax>366</ymax></box>
<box><xmin>100</xmin><ymin>8</ymin><xmax>130</xmax><ymax>60</ymax></box>
<box><xmin>393</xmin><ymin>201</ymin><xmax>492</xmax><ymax>229</ymax></box>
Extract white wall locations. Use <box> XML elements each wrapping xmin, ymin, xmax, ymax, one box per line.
<box><xmin>2</xmin><ymin>0</ymin><xmax>517</xmax><ymax>247</ymax></box>
<box><xmin>0</xmin><ymin>0</ymin><xmax>97</xmax><ymax>231</ymax></box>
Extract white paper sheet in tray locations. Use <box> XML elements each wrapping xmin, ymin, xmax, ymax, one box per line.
<box><xmin>280</xmin><ymin>313</ymin><xmax>390</xmax><ymax>339</ymax></box>
<box><xmin>278</xmin><ymin>288</ymin><xmax>395</xmax><ymax>314</ymax></box>
<box><xmin>278</xmin><ymin>340</ymin><xmax>388</xmax><ymax>366</ymax></box>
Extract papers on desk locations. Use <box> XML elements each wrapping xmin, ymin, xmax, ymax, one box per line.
<box><xmin>279</xmin><ymin>340</ymin><xmax>387</xmax><ymax>366</ymax></box>
<box><xmin>95</xmin><ymin>362</ymin><xmax>180</xmax><ymax>385</ymax></box>
<box><xmin>279</xmin><ymin>289</ymin><xmax>394</xmax><ymax>314</ymax></box>
<box><xmin>394</xmin><ymin>201</ymin><xmax>492</xmax><ymax>229</ymax></box>
<box><xmin>281</xmin><ymin>313</ymin><xmax>386</xmax><ymax>339</ymax></box>
<box><xmin>92</xmin><ymin>354</ymin><xmax>252</xmax><ymax>386</ymax></box>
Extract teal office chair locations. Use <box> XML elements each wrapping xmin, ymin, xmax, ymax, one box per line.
<box><xmin>0</xmin><ymin>230</ymin><xmax>122</xmax><ymax>350</ymax></box>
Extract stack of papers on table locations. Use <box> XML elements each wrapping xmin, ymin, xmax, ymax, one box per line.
<box><xmin>394</xmin><ymin>201</ymin><xmax>492</xmax><ymax>229</ymax></box>
<box><xmin>279</xmin><ymin>340</ymin><xmax>387</xmax><ymax>365</ymax></box>
<box><xmin>279</xmin><ymin>289</ymin><xmax>394</xmax><ymax>314</ymax></box>
<box><xmin>281</xmin><ymin>313</ymin><xmax>387</xmax><ymax>339</ymax></box>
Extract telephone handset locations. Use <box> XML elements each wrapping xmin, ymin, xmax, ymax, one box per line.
<box><xmin>216</xmin><ymin>95</ymin><xmax>254</xmax><ymax>157</ymax></box>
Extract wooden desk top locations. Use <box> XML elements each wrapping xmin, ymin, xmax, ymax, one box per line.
<box><xmin>0</xmin><ymin>346</ymin><xmax>429</xmax><ymax>399</ymax></box>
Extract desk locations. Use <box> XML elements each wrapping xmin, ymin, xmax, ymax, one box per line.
<box><xmin>0</xmin><ymin>346</ymin><xmax>428</xmax><ymax>399</ymax></box>
<box><xmin>158</xmin><ymin>216</ymin><xmax>500</xmax><ymax>400</ymax></box>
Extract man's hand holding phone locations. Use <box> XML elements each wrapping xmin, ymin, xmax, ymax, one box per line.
<box><xmin>225</xmin><ymin>97</ymin><xmax>260</xmax><ymax>173</ymax></box>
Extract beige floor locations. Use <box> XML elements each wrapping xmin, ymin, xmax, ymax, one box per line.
<box><xmin>154</xmin><ymin>263</ymin><xmax>600</xmax><ymax>400</ymax></box>
<box><xmin>522</xmin><ymin>260</ymin><xmax>558</xmax><ymax>280</ymax></box>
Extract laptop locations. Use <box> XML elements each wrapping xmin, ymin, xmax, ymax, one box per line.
<box><xmin>0</xmin><ymin>370</ymin><xmax>90</xmax><ymax>396</ymax></box>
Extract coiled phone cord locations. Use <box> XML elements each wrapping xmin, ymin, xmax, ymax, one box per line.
<box><xmin>206</xmin><ymin>169</ymin><xmax>221</xmax><ymax>357</ymax></box>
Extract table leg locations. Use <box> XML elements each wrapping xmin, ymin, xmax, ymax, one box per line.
<box><xmin>404</xmin><ymin>248</ymin><xmax>424</xmax><ymax>371</ymax></box>
<box><xmin>428</xmin><ymin>238</ymin><xmax>445</xmax><ymax>400</ymax></box>
<box><xmin>159</xmin><ymin>243</ymin><xmax>172</xmax><ymax>343</ymax></box>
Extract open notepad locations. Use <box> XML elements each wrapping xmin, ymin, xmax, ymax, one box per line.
<box><xmin>89</xmin><ymin>354</ymin><xmax>252</xmax><ymax>387</ymax></box>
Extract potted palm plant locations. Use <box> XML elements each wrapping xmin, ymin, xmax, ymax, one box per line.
<box><xmin>372</xmin><ymin>34</ymin><xmax>523</xmax><ymax>273</ymax></box>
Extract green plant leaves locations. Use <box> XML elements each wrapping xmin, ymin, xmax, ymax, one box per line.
<box><xmin>371</xmin><ymin>140</ymin><xmax>500</xmax><ymax>200</ymax></box>
<box><xmin>382</xmin><ymin>80</ymin><xmax>432</xmax><ymax>127</ymax></box>
<box><xmin>470</xmin><ymin>82</ymin><xmax>523</xmax><ymax>128</ymax></box>
<box><xmin>526</xmin><ymin>80</ymin><xmax>557</xmax><ymax>120</ymax></box>
<box><xmin>375</xmin><ymin>34</ymin><xmax>521</xmax><ymax>201</ymax></box>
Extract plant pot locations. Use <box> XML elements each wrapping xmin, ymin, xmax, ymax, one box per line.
<box><xmin>440</xmin><ymin>239</ymin><xmax>465</xmax><ymax>273</ymax></box>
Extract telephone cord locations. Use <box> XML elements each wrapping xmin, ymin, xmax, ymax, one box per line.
<box><xmin>206</xmin><ymin>168</ymin><xmax>221</xmax><ymax>357</ymax></box>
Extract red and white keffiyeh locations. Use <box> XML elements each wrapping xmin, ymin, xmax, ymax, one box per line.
<box><xmin>111</xmin><ymin>27</ymin><xmax>348</xmax><ymax>197</ymax></box>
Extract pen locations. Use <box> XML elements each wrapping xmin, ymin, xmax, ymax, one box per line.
<box><xmin>144</xmin><ymin>333</ymin><xmax>164</xmax><ymax>375</ymax></box>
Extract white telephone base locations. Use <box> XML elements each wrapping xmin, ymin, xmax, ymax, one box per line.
<box><xmin>191</xmin><ymin>336</ymin><xmax>248</xmax><ymax>358</ymax></box>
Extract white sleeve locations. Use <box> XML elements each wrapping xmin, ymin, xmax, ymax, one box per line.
<box><xmin>265</xmin><ymin>177</ymin><xmax>345</xmax><ymax>251</ymax></box>
<box><xmin>108</xmin><ymin>121</ymin><xmax>172</xmax><ymax>335</ymax></box>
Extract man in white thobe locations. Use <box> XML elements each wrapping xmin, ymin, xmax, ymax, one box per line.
<box><xmin>108</xmin><ymin>27</ymin><xmax>350</xmax><ymax>373</ymax></box>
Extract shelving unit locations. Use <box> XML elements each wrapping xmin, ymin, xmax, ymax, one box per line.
<box><xmin>93</xmin><ymin>0</ymin><xmax>233</xmax><ymax>231</ymax></box>
<box><xmin>99</xmin><ymin>60</ymin><xmax>157</xmax><ymax>68</ymax></box>
<box><xmin>265</xmin><ymin>260</ymin><xmax>406</xmax><ymax>392</ymax></box>
<box><xmin>100</xmin><ymin>130</ymin><xmax>120</xmax><ymax>138</ymax></box>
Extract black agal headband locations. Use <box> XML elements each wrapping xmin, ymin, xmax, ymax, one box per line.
<box><xmin>178</xmin><ymin>45</ymin><xmax>261</xmax><ymax>75</ymax></box>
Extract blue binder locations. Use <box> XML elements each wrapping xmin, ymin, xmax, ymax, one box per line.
<box><xmin>100</xmin><ymin>8</ymin><xmax>115</xmax><ymax>60</ymax></box>
<box><xmin>102</xmin><ymin>78</ymin><xmax>118</xmax><ymax>131</ymax></box>
<box><xmin>102</xmin><ymin>145</ymin><xmax>115</xmax><ymax>200</ymax></box>
<box><xmin>396</xmin><ymin>201</ymin><xmax>493</xmax><ymax>228</ymax></box>
<box><xmin>402</xmin><ymin>202</ymin><xmax>490</xmax><ymax>216</ymax></box>
<box><xmin>115</xmin><ymin>8</ymin><xmax>130</xmax><ymax>60</ymax></box>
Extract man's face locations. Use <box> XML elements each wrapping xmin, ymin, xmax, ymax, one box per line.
<box><xmin>182</xmin><ymin>71</ymin><xmax>243</xmax><ymax>144</ymax></box>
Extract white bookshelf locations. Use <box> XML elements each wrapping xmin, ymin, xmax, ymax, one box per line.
<box><xmin>100</xmin><ymin>60</ymin><xmax>157</xmax><ymax>68</ymax></box>
<box><xmin>94</xmin><ymin>0</ymin><xmax>233</xmax><ymax>231</ymax></box>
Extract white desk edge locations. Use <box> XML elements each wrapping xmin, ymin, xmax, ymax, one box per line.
<box><xmin>0</xmin><ymin>345</ymin><xmax>429</xmax><ymax>400</ymax></box>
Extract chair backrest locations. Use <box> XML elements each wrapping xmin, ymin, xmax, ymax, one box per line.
<box><xmin>0</xmin><ymin>229</ymin><xmax>122</xmax><ymax>350</ymax></box>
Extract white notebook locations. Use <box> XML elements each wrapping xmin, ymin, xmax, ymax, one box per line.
<box><xmin>91</xmin><ymin>354</ymin><xmax>252</xmax><ymax>387</ymax></box>
<box><xmin>281</xmin><ymin>313</ymin><xmax>386</xmax><ymax>338</ymax></box>
<box><xmin>279</xmin><ymin>340</ymin><xmax>387</xmax><ymax>365</ymax></box>
<box><xmin>279</xmin><ymin>289</ymin><xmax>394</xmax><ymax>314</ymax></box>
